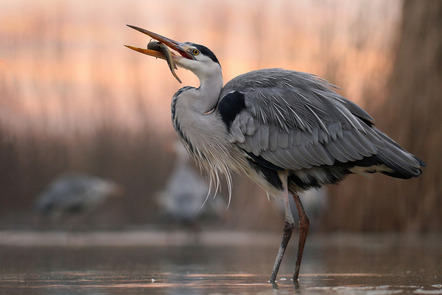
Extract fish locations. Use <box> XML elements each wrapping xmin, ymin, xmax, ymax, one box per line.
<box><xmin>148</xmin><ymin>41</ymin><xmax>182</xmax><ymax>83</ymax></box>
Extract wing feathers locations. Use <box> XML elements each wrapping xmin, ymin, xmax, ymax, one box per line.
<box><xmin>296</xmin><ymin>145</ymin><xmax>324</xmax><ymax>166</ymax></box>
<box><xmin>220</xmin><ymin>69</ymin><xmax>422</xmax><ymax>176</ymax></box>
<box><xmin>325</xmin><ymin>141</ymin><xmax>350</xmax><ymax>163</ymax></box>
<box><xmin>309</xmin><ymin>143</ymin><xmax>335</xmax><ymax>165</ymax></box>
<box><xmin>345</xmin><ymin>129</ymin><xmax>375</xmax><ymax>157</ymax></box>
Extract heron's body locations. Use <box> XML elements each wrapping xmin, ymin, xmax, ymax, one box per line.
<box><xmin>173</xmin><ymin>68</ymin><xmax>422</xmax><ymax>197</ymax></box>
<box><xmin>126</xmin><ymin>26</ymin><xmax>424</xmax><ymax>284</ymax></box>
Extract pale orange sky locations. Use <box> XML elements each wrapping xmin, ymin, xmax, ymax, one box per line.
<box><xmin>0</xmin><ymin>0</ymin><xmax>402</xmax><ymax>136</ymax></box>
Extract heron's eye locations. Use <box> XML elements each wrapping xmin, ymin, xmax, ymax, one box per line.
<box><xmin>192</xmin><ymin>49</ymin><xmax>200</xmax><ymax>56</ymax></box>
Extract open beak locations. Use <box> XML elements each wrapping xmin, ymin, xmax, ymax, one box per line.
<box><xmin>125</xmin><ymin>25</ymin><xmax>195</xmax><ymax>83</ymax></box>
<box><xmin>125</xmin><ymin>25</ymin><xmax>194</xmax><ymax>61</ymax></box>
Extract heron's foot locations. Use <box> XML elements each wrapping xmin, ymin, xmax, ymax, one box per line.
<box><xmin>293</xmin><ymin>264</ymin><xmax>300</xmax><ymax>282</ymax></box>
<box><xmin>292</xmin><ymin>271</ymin><xmax>299</xmax><ymax>282</ymax></box>
<box><xmin>269</xmin><ymin>272</ymin><xmax>277</xmax><ymax>284</ymax></box>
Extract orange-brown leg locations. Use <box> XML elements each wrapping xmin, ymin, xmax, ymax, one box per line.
<box><xmin>292</xmin><ymin>193</ymin><xmax>310</xmax><ymax>281</ymax></box>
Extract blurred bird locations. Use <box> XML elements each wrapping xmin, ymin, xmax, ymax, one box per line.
<box><xmin>157</xmin><ymin>142</ymin><xmax>225</xmax><ymax>226</ymax></box>
<box><xmin>35</xmin><ymin>173</ymin><xmax>123</xmax><ymax>219</ymax></box>
<box><xmin>125</xmin><ymin>26</ymin><xmax>424</xmax><ymax>283</ymax></box>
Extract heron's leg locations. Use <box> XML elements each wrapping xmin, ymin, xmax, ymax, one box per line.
<box><xmin>270</xmin><ymin>185</ymin><xmax>295</xmax><ymax>283</ymax></box>
<box><xmin>292</xmin><ymin>193</ymin><xmax>310</xmax><ymax>281</ymax></box>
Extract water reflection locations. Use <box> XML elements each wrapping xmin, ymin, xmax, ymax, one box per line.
<box><xmin>0</xmin><ymin>233</ymin><xmax>440</xmax><ymax>294</ymax></box>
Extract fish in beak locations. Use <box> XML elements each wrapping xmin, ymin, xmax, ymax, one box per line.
<box><xmin>125</xmin><ymin>25</ymin><xmax>194</xmax><ymax>83</ymax></box>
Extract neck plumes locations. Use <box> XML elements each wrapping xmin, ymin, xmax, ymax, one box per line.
<box><xmin>171</xmin><ymin>60</ymin><xmax>233</xmax><ymax>204</ymax></box>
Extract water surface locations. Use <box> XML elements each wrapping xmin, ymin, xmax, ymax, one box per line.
<box><xmin>0</xmin><ymin>232</ymin><xmax>440</xmax><ymax>294</ymax></box>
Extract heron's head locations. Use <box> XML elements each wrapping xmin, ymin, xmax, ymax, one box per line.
<box><xmin>125</xmin><ymin>25</ymin><xmax>221</xmax><ymax>83</ymax></box>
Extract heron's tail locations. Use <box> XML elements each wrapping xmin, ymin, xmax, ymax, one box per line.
<box><xmin>373</xmin><ymin>127</ymin><xmax>425</xmax><ymax>179</ymax></box>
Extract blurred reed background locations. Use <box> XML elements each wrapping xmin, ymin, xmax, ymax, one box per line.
<box><xmin>0</xmin><ymin>0</ymin><xmax>440</xmax><ymax>232</ymax></box>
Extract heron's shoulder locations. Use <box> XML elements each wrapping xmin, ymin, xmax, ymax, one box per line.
<box><xmin>217</xmin><ymin>69</ymin><xmax>322</xmax><ymax>132</ymax></box>
<box><xmin>221</xmin><ymin>68</ymin><xmax>374</xmax><ymax>127</ymax></box>
<box><xmin>222</xmin><ymin>68</ymin><xmax>329</xmax><ymax>94</ymax></box>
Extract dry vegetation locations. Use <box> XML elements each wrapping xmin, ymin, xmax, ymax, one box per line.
<box><xmin>0</xmin><ymin>0</ymin><xmax>439</xmax><ymax>231</ymax></box>
<box><xmin>324</xmin><ymin>0</ymin><xmax>442</xmax><ymax>232</ymax></box>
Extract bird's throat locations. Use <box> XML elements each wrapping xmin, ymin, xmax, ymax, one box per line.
<box><xmin>196</xmin><ymin>74</ymin><xmax>223</xmax><ymax>114</ymax></box>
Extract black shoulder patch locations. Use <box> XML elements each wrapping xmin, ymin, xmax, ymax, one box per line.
<box><xmin>217</xmin><ymin>91</ymin><xmax>246</xmax><ymax>131</ymax></box>
<box><xmin>194</xmin><ymin>44</ymin><xmax>220</xmax><ymax>65</ymax></box>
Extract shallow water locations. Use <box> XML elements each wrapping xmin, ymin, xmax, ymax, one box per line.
<box><xmin>0</xmin><ymin>232</ymin><xmax>440</xmax><ymax>294</ymax></box>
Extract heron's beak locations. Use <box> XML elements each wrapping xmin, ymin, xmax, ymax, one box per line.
<box><xmin>125</xmin><ymin>25</ymin><xmax>194</xmax><ymax>83</ymax></box>
<box><xmin>124</xmin><ymin>45</ymin><xmax>165</xmax><ymax>59</ymax></box>
<box><xmin>125</xmin><ymin>25</ymin><xmax>194</xmax><ymax>61</ymax></box>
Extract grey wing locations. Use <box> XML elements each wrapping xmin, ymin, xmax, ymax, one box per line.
<box><xmin>219</xmin><ymin>69</ymin><xmax>420</xmax><ymax>176</ymax></box>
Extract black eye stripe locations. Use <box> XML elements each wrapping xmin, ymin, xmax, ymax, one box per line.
<box><xmin>183</xmin><ymin>43</ymin><xmax>220</xmax><ymax>65</ymax></box>
<box><xmin>193</xmin><ymin>44</ymin><xmax>220</xmax><ymax>65</ymax></box>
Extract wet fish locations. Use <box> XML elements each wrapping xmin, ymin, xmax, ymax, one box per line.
<box><xmin>148</xmin><ymin>41</ymin><xmax>182</xmax><ymax>83</ymax></box>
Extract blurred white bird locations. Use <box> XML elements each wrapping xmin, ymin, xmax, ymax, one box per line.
<box><xmin>157</xmin><ymin>142</ymin><xmax>225</xmax><ymax>225</ymax></box>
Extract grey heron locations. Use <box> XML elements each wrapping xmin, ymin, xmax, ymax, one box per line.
<box><xmin>125</xmin><ymin>25</ymin><xmax>424</xmax><ymax>283</ymax></box>
<box><xmin>35</xmin><ymin>173</ymin><xmax>123</xmax><ymax>218</ymax></box>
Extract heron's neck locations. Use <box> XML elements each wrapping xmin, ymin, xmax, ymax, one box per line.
<box><xmin>195</xmin><ymin>69</ymin><xmax>223</xmax><ymax>114</ymax></box>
